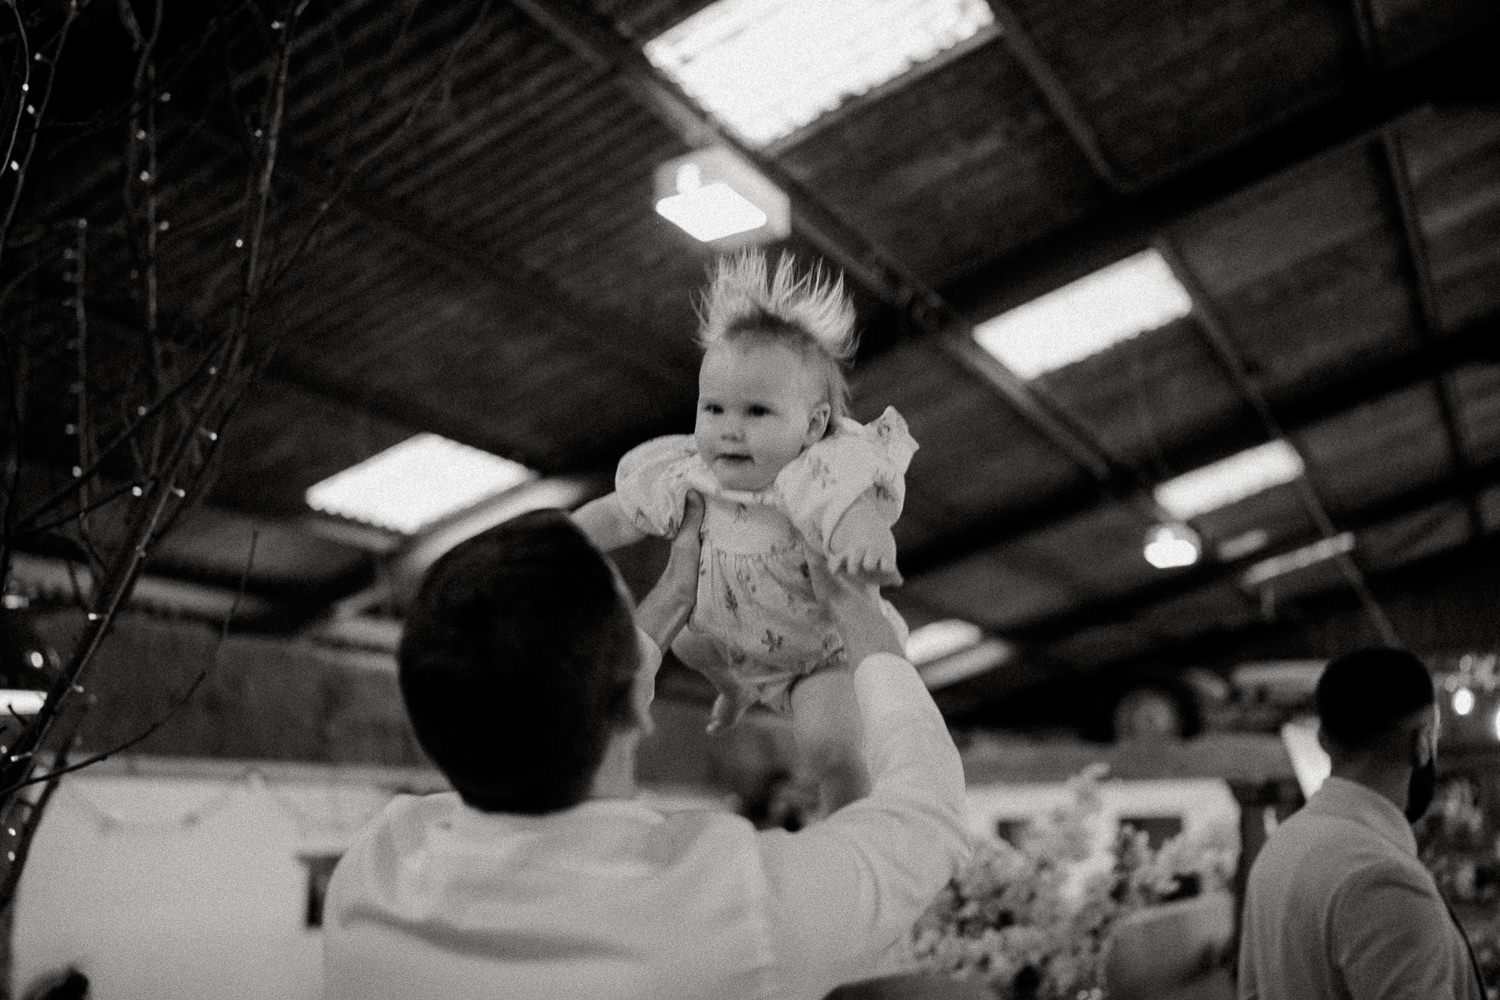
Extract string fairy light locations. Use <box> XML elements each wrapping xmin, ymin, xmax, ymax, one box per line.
<box><xmin>59</xmin><ymin>768</ymin><xmax>397</xmax><ymax>839</ymax></box>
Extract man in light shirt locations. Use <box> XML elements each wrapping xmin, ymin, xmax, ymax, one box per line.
<box><xmin>1238</xmin><ymin>647</ymin><xmax>1488</xmax><ymax>1000</ymax></box>
<box><xmin>322</xmin><ymin>499</ymin><xmax>970</xmax><ymax>1000</ymax></box>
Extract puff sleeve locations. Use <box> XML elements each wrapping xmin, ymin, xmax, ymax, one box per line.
<box><xmin>776</xmin><ymin>406</ymin><xmax>917</xmax><ymax>554</ymax></box>
<box><xmin>614</xmin><ymin>435</ymin><xmax>700</xmax><ymax>537</ymax></box>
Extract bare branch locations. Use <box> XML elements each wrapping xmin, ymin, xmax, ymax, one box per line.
<box><xmin>0</xmin><ymin>2</ymin><xmax>80</xmax><ymax>267</ymax></box>
<box><xmin>0</xmin><ymin>530</ymin><xmax>259</xmax><ymax>799</ymax></box>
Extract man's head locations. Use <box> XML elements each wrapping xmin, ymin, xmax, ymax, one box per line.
<box><xmin>397</xmin><ymin>509</ymin><xmax>641</xmax><ymax>814</ymax></box>
<box><xmin>1315</xmin><ymin>646</ymin><xmax>1438</xmax><ymax>821</ymax></box>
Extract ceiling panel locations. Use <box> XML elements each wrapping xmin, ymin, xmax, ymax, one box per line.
<box><xmin>1007</xmin><ymin>0</ymin><xmax>1362</xmax><ymax>179</ymax></box>
<box><xmin>1174</xmin><ymin>144</ymin><xmax>1421</xmax><ymax>401</ymax></box>
<box><xmin>1296</xmin><ymin>384</ymin><xmax>1453</xmax><ymax>514</ymax></box>
<box><xmin>777</xmin><ymin>40</ymin><xmax>1108</xmax><ymax>286</ymax></box>
<box><xmin>1034</xmin><ymin>316</ymin><xmax>1251</xmax><ymax>477</ymax></box>
<box><xmin>1402</xmin><ymin>105</ymin><xmax>1500</xmax><ymax>332</ymax></box>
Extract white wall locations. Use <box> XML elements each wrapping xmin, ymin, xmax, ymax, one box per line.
<box><xmin>964</xmin><ymin>776</ymin><xmax>1241</xmax><ymax>848</ymax></box>
<box><xmin>13</xmin><ymin>766</ymin><xmax>398</xmax><ymax>1000</ymax></box>
<box><xmin>11</xmin><ymin>763</ymin><xmax>727</xmax><ymax>1000</ymax></box>
<box><xmin>14</xmin><ymin>765</ymin><xmax>1236</xmax><ymax>999</ymax></box>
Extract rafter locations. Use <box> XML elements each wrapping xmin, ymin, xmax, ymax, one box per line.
<box><xmin>1377</xmin><ymin>124</ymin><xmax>1487</xmax><ymax>542</ymax></box>
<box><xmin>987</xmin><ymin>447</ymin><xmax>1500</xmax><ymax>646</ymax></box>
<box><xmin>986</xmin><ymin>0</ymin><xmax>1136</xmax><ymax>193</ymax></box>
<box><xmin>940</xmin><ymin>20</ymin><xmax>1500</xmax><ymax>322</ymax></box>
<box><xmin>504</xmin><ymin>0</ymin><xmax>1155</xmax><ymax>502</ymax></box>
<box><xmin>900</xmin><ymin>313</ymin><xmax>1500</xmax><ymax>576</ymax></box>
<box><xmin>1156</xmin><ymin>236</ymin><xmax>1399</xmax><ymax>647</ymax></box>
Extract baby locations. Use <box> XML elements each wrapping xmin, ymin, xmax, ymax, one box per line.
<box><xmin>573</xmin><ymin>250</ymin><xmax>915</xmax><ymax>811</ymax></box>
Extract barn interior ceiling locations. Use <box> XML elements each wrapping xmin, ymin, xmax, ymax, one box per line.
<box><xmin>3</xmin><ymin>0</ymin><xmax>1499</xmax><ymax>759</ymax></box>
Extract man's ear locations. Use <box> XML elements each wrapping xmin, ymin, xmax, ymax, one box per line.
<box><xmin>1413</xmin><ymin>722</ymin><xmax>1435</xmax><ymax>767</ymax></box>
<box><xmin>805</xmin><ymin>402</ymin><xmax>831</xmax><ymax>444</ymax></box>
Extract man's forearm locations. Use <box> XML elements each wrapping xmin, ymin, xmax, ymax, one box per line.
<box><xmin>852</xmin><ymin>652</ymin><xmax>966</xmax><ymax>812</ymax></box>
<box><xmin>762</xmin><ymin>651</ymin><xmax>969</xmax><ymax>993</ymax></box>
<box><xmin>631</xmin><ymin>491</ymin><xmax>703</xmax><ymax>654</ymax></box>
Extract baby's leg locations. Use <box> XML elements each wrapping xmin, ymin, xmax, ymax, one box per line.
<box><xmin>671</xmin><ymin>630</ymin><xmax>760</xmax><ymax>734</ymax></box>
<box><xmin>789</xmin><ymin>667</ymin><xmax>868</xmax><ymax>815</ymax></box>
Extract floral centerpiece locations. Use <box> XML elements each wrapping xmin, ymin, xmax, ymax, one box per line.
<box><xmin>910</xmin><ymin>764</ymin><xmax>1235</xmax><ymax>1000</ymax></box>
<box><xmin>1416</xmin><ymin>773</ymin><xmax>1500</xmax><ymax>997</ymax></box>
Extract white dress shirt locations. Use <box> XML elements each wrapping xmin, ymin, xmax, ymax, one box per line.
<box><xmin>322</xmin><ymin>643</ymin><xmax>970</xmax><ymax>1000</ymax></box>
<box><xmin>1238</xmin><ymin>776</ymin><xmax>1485</xmax><ymax>1000</ymax></box>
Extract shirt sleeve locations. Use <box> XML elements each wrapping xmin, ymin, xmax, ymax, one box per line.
<box><xmin>776</xmin><ymin>406</ymin><xmax>917</xmax><ymax>552</ymax></box>
<box><xmin>1333</xmin><ymin>862</ymin><xmax>1477</xmax><ymax>1000</ymax></box>
<box><xmin>614</xmin><ymin>435</ymin><xmax>700</xmax><ymax>537</ymax></box>
<box><xmin>755</xmin><ymin>651</ymin><xmax>971</xmax><ymax>996</ymax></box>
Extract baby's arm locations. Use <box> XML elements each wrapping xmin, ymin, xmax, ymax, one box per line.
<box><xmin>572</xmin><ymin>492</ymin><xmax>649</xmax><ymax>552</ymax></box>
<box><xmin>827</xmin><ymin>492</ymin><xmax>900</xmax><ymax>586</ymax></box>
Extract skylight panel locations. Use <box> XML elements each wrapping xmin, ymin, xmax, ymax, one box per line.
<box><xmin>919</xmin><ymin>638</ymin><xmax>1014</xmax><ymax>689</ymax></box>
<box><xmin>306</xmin><ymin>434</ymin><xmax>535</xmax><ymax>535</ymax></box>
<box><xmin>1241</xmin><ymin>532</ymin><xmax>1354</xmax><ymax>588</ymax></box>
<box><xmin>644</xmin><ymin>0</ymin><xmax>995</xmax><ymax>148</ymax></box>
<box><xmin>1153</xmin><ymin>440</ymin><xmax>1305</xmax><ymax>521</ymax></box>
<box><xmin>972</xmin><ymin>249</ymin><xmax>1193</xmax><ymax>379</ymax></box>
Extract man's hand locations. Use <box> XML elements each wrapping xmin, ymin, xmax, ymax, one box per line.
<box><xmin>633</xmin><ymin>491</ymin><xmax>705</xmax><ymax>655</ymax></box>
<box><xmin>805</xmin><ymin>550</ymin><xmax>906</xmax><ymax>668</ymax></box>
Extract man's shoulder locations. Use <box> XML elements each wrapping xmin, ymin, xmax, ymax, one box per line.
<box><xmin>1251</xmin><ymin>810</ymin><xmax>1384</xmax><ymax>886</ymax></box>
<box><xmin>1253</xmin><ymin>808</ymin><xmax>1429</xmax><ymax>901</ymax></box>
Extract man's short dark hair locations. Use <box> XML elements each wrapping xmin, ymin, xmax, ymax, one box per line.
<box><xmin>398</xmin><ymin>509</ymin><xmax>639</xmax><ymax>814</ymax></box>
<box><xmin>1316</xmin><ymin>647</ymin><xmax>1433</xmax><ymax>754</ymax></box>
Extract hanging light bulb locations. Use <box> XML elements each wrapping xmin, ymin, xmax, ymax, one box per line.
<box><xmin>1144</xmin><ymin>522</ymin><xmax>1201</xmax><ymax>569</ymax></box>
<box><xmin>1453</xmin><ymin>687</ymin><xmax>1476</xmax><ymax>717</ymax></box>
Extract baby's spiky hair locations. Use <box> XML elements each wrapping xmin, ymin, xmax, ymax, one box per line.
<box><xmin>696</xmin><ymin>250</ymin><xmax>857</xmax><ymax>363</ymax></box>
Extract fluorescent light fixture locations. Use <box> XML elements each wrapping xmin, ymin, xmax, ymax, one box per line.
<box><xmin>1453</xmin><ymin>687</ymin><xmax>1476</xmax><ymax>716</ymax></box>
<box><xmin>1143</xmin><ymin>522</ymin><xmax>1201</xmax><ymax>569</ymax></box>
<box><xmin>906</xmin><ymin>619</ymin><xmax>983</xmax><ymax>664</ymax></box>
<box><xmin>973</xmin><ymin>249</ymin><xmax>1192</xmax><ymax>379</ymax></box>
<box><xmin>657</xmin><ymin>182</ymin><xmax>766</xmax><ymax>241</ymax></box>
<box><xmin>653</xmin><ymin>146</ymin><xmax>789</xmax><ymax>245</ymax></box>
<box><xmin>1241</xmin><ymin>532</ymin><xmax>1355</xmax><ymax>588</ymax></box>
<box><xmin>644</xmin><ymin>0</ymin><xmax>995</xmax><ymax>148</ymax></box>
<box><xmin>918</xmin><ymin>638</ymin><xmax>1013</xmax><ymax>689</ymax></box>
<box><xmin>306</xmin><ymin>434</ymin><xmax>535</xmax><ymax>535</ymax></box>
<box><xmin>1216</xmin><ymin>528</ymin><xmax>1271</xmax><ymax>561</ymax></box>
<box><xmin>0</xmin><ymin>689</ymin><xmax>46</xmax><ymax>715</ymax></box>
<box><xmin>1154</xmin><ymin>440</ymin><xmax>1305</xmax><ymax>521</ymax></box>
<box><xmin>1493</xmin><ymin>706</ymin><xmax>1500</xmax><ymax>742</ymax></box>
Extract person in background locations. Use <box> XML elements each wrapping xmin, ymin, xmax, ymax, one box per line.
<box><xmin>22</xmin><ymin>966</ymin><xmax>89</xmax><ymax>1000</ymax></box>
<box><xmin>321</xmin><ymin>495</ymin><xmax>970</xmax><ymax>1000</ymax></box>
<box><xmin>1237</xmin><ymin>647</ymin><xmax>1488</xmax><ymax>1000</ymax></box>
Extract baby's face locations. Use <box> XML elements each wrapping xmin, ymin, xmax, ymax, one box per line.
<box><xmin>694</xmin><ymin>339</ymin><xmax>829</xmax><ymax>492</ymax></box>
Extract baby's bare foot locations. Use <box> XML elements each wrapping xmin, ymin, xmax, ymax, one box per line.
<box><xmin>705</xmin><ymin>685</ymin><xmax>756</xmax><ymax>734</ymax></box>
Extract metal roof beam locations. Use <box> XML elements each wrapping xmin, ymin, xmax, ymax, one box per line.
<box><xmin>1377</xmin><ymin>125</ymin><xmax>1488</xmax><ymax>543</ymax></box>
<box><xmin>993</xmin><ymin>447</ymin><xmax>1500</xmax><ymax>646</ymax></box>
<box><xmin>939</xmin><ymin>21</ymin><xmax>1500</xmax><ymax>321</ymax></box>
<box><xmin>986</xmin><ymin>0</ymin><xmax>1134</xmax><ymax>193</ymax></box>
<box><xmin>1157</xmin><ymin>237</ymin><xmax>1399</xmax><ymax>646</ymax></box>
<box><xmin>901</xmin><ymin>312</ymin><xmax>1500</xmax><ymax>576</ymax></box>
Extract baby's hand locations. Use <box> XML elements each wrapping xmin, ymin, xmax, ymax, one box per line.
<box><xmin>828</xmin><ymin>503</ymin><xmax>901</xmax><ymax>586</ymax></box>
<box><xmin>828</xmin><ymin>537</ymin><xmax>901</xmax><ymax>587</ymax></box>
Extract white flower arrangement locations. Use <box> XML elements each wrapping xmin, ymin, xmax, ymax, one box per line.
<box><xmin>910</xmin><ymin>764</ymin><xmax>1235</xmax><ymax>1000</ymax></box>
